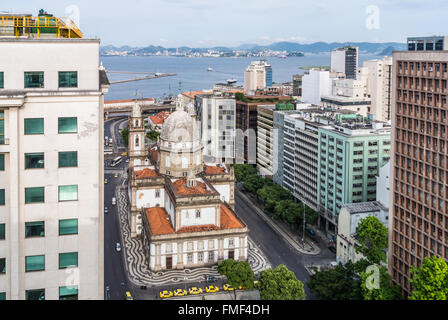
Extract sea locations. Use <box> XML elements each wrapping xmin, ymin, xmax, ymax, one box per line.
<box><xmin>101</xmin><ymin>53</ymin><xmax>384</xmax><ymax>101</ymax></box>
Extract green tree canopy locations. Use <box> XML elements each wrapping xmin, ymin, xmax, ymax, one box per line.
<box><xmin>307</xmin><ymin>261</ymin><xmax>363</xmax><ymax>300</ymax></box>
<box><xmin>233</xmin><ymin>164</ymin><xmax>257</xmax><ymax>182</ymax></box>
<box><xmin>218</xmin><ymin>259</ymin><xmax>254</xmax><ymax>299</ymax></box>
<box><xmin>409</xmin><ymin>256</ymin><xmax>448</xmax><ymax>300</ymax></box>
<box><xmin>355</xmin><ymin>216</ymin><xmax>388</xmax><ymax>264</ymax></box>
<box><xmin>146</xmin><ymin>129</ymin><xmax>160</xmax><ymax>141</ymax></box>
<box><xmin>242</xmin><ymin>174</ymin><xmax>265</xmax><ymax>194</ymax></box>
<box><xmin>258</xmin><ymin>265</ymin><xmax>305</xmax><ymax>300</ymax></box>
<box><xmin>361</xmin><ymin>265</ymin><xmax>403</xmax><ymax>300</ymax></box>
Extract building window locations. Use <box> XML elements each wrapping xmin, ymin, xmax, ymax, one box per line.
<box><xmin>0</xmin><ymin>154</ymin><xmax>4</xmax><ymax>170</ymax></box>
<box><xmin>59</xmin><ymin>252</ymin><xmax>78</xmax><ymax>269</ymax></box>
<box><xmin>58</xmin><ymin>151</ymin><xmax>78</xmax><ymax>168</ymax></box>
<box><xmin>0</xmin><ymin>72</ymin><xmax>3</xmax><ymax>88</ymax></box>
<box><xmin>165</xmin><ymin>156</ymin><xmax>171</xmax><ymax>167</ymax></box>
<box><xmin>24</xmin><ymin>118</ymin><xmax>44</xmax><ymax>135</ymax></box>
<box><xmin>229</xmin><ymin>239</ymin><xmax>234</xmax><ymax>247</ymax></box>
<box><xmin>58</xmin><ymin>185</ymin><xmax>78</xmax><ymax>202</ymax></box>
<box><xmin>59</xmin><ymin>286</ymin><xmax>78</xmax><ymax>300</ymax></box>
<box><xmin>0</xmin><ymin>189</ymin><xmax>4</xmax><ymax>205</ymax></box>
<box><xmin>25</xmin><ymin>221</ymin><xmax>45</xmax><ymax>238</ymax></box>
<box><xmin>208</xmin><ymin>240</ymin><xmax>214</xmax><ymax>249</ymax></box>
<box><xmin>198</xmin><ymin>252</ymin><xmax>203</xmax><ymax>262</ymax></box>
<box><xmin>59</xmin><ymin>219</ymin><xmax>78</xmax><ymax>235</ymax></box>
<box><xmin>196</xmin><ymin>210</ymin><xmax>201</xmax><ymax>218</ymax></box>
<box><xmin>0</xmin><ymin>224</ymin><xmax>4</xmax><ymax>240</ymax></box>
<box><xmin>25</xmin><ymin>187</ymin><xmax>44</xmax><ymax>204</ymax></box>
<box><xmin>187</xmin><ymin>242</ymin><xmax>193</xmax><ymax>251</ymax></box>
<box><xmin>25</xmin><ymin>255</ymin><xmax>45</xmax><ymax>272</ymax></box>
<box><xmin>25</xmin><ymin>289</ymin><xmax>45</xmax><ymax>300</ymax></box>
<box><xmin>208</xmin><ymin>251</ymin><xmax>214</xmax><ymax>262</ymax></box>
<box><xmin>0</xmin><ymin>258</ymin><xmax>5</xmax><ymax>274</ymax></box>
<box><xmin>24</xmin><ymin>72</ymin><xmax>44</xmax><ymax>88</ymax></box>
<box><xmin>58</xmin><ymin>117</ymin><xmax>77</xmax><ymax>134</ymax></box>
<box><xmin>0</xmin><ymin>292</ymin><xmax>5</xmax><ymax>300</ymax></box>
<box><xmin>187</xmin><ymin>253</ymin><xmax>193</xmax><ymax>263</ymax></box>
<box><xmin>0</xmin><ymin>111</ymin><xmax>4</xmax><ymax>144</ymax></box>
<box><xmin>155</xmin><ymin>189</ymin><xmax>160</xmax><ymax>198</ymax></box>
<box><xmin>25</xmin><ymin>153</ymin><xmax>44</xmax><ymax>169</ymax></box>
<box><xmin>166</xmin><ymin>243</ymin><xmax>172</xmax><ymax>253</ymax></box>
<box><xmin>58</xmin><ymin>72</ymin><xmax>78</xmax><ymax>88</ymax></box>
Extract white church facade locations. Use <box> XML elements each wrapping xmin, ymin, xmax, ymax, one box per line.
<box><xmin>127</xmin><ymin>102</ymin><xmax>248</xmax><ymax>271</ymax></box>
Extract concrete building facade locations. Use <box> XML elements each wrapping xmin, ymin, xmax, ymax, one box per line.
<box><xmin>0</xmin><ymin>38</ymin><xmax>108</xmax><ymax>300</ymax></box>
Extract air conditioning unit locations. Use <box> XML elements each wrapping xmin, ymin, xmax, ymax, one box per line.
<box><xmin>428</xmin><ymin>67</ymin><xmax>433</xmax><ymax>72</ymax></box>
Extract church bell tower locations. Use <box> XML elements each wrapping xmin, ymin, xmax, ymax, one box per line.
<box><xmin>128</xmin><ymin>102</ymin><xmax>147</xmax><ymax>168</ymax></box>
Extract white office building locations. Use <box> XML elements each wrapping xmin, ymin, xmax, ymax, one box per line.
<box><xmin>0</xmin><ymin>15</ymin><xmax>107</xmax><ymax>300</ymax></box>
<box><xmin>301</xmin><ymin>69</ymin><xmax>334</xmax><ymax>106</ymax></box>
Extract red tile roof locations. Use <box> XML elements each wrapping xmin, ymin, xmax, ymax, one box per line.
<box><xmin>204</xmin><ymin>165</ymin><xmax>226</xmax><ymax>175</ymax></box>
<box><xmin>135</xmin><ymin>168</ymin><xmax>158</xmax><ymax>179</ymax></box>
<box><xmin>182</xmin><ymin>91</ymin><xmax>205</xmax><ymax>99</ymax></box>
<box><xmin>220</xmin><ymin>204</ymin><xmax>244</xmax><ymax>229</ymax></box>
<box><xmin>149</xmin><ymin>111</ymin><xmax>172</xmax><ymax>125</ymax></box>
<box><xmin>172</xmin><ymin>178</ymin><xmax>212</xmax><ymax>196</ymax></box>
<box><xmin>145</xmin><ymin>207</ymin><xmax>175</xmax><ymax>235</ymax></box>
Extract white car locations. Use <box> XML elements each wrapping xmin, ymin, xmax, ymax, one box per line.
<box><xmin>116</xmin><ymin>243</ymin><xmax>121</xmax><ymax>252</ymax></box>
<box><xmin>112</xmin><ymin>197</ymin><xmax>116</xmax><ymax>205</ymax></box>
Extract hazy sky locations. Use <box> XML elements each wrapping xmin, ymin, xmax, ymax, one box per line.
<box><xmin>2</xmin><ymin>0</ymin><xmax>447</xmax><ymax>47</ymax></box>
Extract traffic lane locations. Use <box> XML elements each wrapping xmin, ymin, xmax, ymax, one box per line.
<box><xmin>104</xmin><ymin>173</ymin><xmax>129</xmax><ymax>300</ymax></box>
<box><xmin>235</xmin><ymin>192</ymin><xmax>314</xmax><ymax>299</ymax></box>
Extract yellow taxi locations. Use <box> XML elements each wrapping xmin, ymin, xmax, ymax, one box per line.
<box><xmin>159</xmin><ymin>290</ymin><xmax>173</xmax><ymax>299</ymax></box>
<box><xmin>121</xmin><ymin>152</ymin><xmax>127</xmax><ymax>156</ymax></box>
<box><xmin>173</xmin><ymin>289</ymin><xmax>187</xmax><ymax>297</ymax></box>
<box><xmin>188</xmin><ymin>287</ymin><xmax>203</xmax><ymax>295</ymax></box>
<box><xmin>223</xmin><ymin>284</ymin><xmax>234</xmax><ymax>291</ymax></box>
<box><xmin>125</xmin><ymin>291</ymin><xmax>133</xmax><ymax>300</ymax></box>
<box><xmin>205</xmin><ymin>285</ymin><xmax>219</xmax><ymax>293</ymax></box>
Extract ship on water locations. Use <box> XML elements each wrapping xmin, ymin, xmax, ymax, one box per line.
<box><xmin>207</xmin><ymin>67</ymin><xmax>213</xmax><ymax>71</ymax></box>
<box><xmin>227</xmin><ymin>78</ymin><xmax>237</xmax><ymax>84</ymax></box>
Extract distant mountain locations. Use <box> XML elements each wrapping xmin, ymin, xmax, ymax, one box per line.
<box><xmin>100</xmin><ymin>41</ymin><xmax>407</xmax><ymax>56</ymax></box>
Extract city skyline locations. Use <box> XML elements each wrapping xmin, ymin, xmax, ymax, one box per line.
<box><xmin>2</xmin><ymin>0</ymin><xmax>448</xmax><ymax>47</ymax></box>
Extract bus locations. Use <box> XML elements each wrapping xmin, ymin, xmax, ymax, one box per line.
<box><xmin>111</xmin><ymin>156</ymin><xmax>122</xmax><ymax>167</ymax></box>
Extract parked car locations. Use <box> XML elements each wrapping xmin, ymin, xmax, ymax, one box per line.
<box><xmin>205</xmin><ymin>285</ymin><xmax>219</xmax><ymax>293</ymax></box>
<box><xmin>188</xmin><ymin>287</ymin><xmax>203</xmax><ymax>295</ymax></box>
<box><xmin>223</xmin><ymin>284</ymin><xmax>234</xmax><ymax>291</ymax></box>
<box><xmin>159</xmin><ymin>290</ymin><xmax>173</xmax><ymax>299</ymax></box>
<box><xmin>125</xmin><ymin>291</ymin><xmax>133</xmax><ymax>300</ymax></box>
<box><xmin>104</xmin><ymin>178</ymin><xmax>108</xmax><ymax>184</ymax></box>
<box><xmin>116</xmin><ymin>243</ymin><xmax>121</xmax><ymax>252</ymax></box>
<box><xmin>114</xmin><ymin>173</ymin><xmax>119</xmax><ymax>178</ymax></box>
<box><xmin>104</xmin><ymin>207</ymin><xmax>108</xmax><ymax>214</ymax></box>
<box><xmin>112</xmin><ymin>197</ymin><xmax>116</xmax><ymax>205</ymax></box>
<box><xmin>173</xmin><ymin>289</ymin><xmax>187</xmax><ymax>297</ymax></box>
<box><xmin>205</xmin><ymin>275</ymin><xmax>217</xmax><ymax>283</ymax></box>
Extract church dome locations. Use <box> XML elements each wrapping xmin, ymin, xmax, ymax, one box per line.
<box><xmin>160</xmin><ymin>110</ymin><xmax>200</xmax><ymax>143</ymax></box>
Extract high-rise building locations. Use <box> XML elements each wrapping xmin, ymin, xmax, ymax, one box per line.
<box><xmin>244</xmin><ymin>60</ymin><xmax>272</xmax><ymax>92</ymax></box>
<box><xmin>363</xmin><ymin>57</ymin><xmax>393</xmax><ymax>121</ymax></box>
<box><xmin>389</xmin><ymin>46</ymin><xmax>448</xmax><ymax>296</ymax></box>
<box><xmin>331</xmin><ymin>46</ymin><xmax>359</xmax><ymax>80</ymax></box>
<box><xmin>292</xmin><ymin>74</ymin><xmax>303</xmax><ymax>96</ymax></box>
<box><xmin>407</xmin><ymin>36</ymin><xmax>448</xmax><ymax>51</ymax></box>
<box><xmin>317</xmin><ymin>121</ymin><xmax>391</xmax><ymax>237</ymax></box>
<box><xmin>195</xmin><ymin>92</ymin><xmax>236</xmax><ymax>164</ymax></box>
<box><xmin>0</xmin><ymin>13</ymin><xmax>108</xmax><ymax>300</ymax></box>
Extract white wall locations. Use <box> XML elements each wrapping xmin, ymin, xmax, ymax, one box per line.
<box><xmin>302</xmin><ymin>70</ymin><xmax>332</xmax><ymax>105</ymax></box>
<box><xmin>136</xmin><ymin>188</ymin><xmax>165</xmax><ymax>209</ymax></box>
<box><xmin>180</xmin><ymin>207</ymin><xmax>216</xmax><ymax>227</ymax></box>
<box><xmin>213</xmin><ymin>184</ymin><xmax>231</xmax><ymax>203</ymax></box>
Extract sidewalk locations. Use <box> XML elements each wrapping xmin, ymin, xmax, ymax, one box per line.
<box><xmin>237</xmin><ymin>188</ymin><xmax>321</xmax><ymax>256</ymax></box>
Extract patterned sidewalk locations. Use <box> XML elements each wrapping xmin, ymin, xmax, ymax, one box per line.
<box><xmin>115</xmin><ymin>186</ymin><xmax>271</xmax><ymax>287</ymax></box>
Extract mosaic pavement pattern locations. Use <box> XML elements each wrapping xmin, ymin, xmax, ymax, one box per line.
<box><xmin>116</xmin><ymin>186</ymin><xmax>271</xmax><ymax>286</ymax></box>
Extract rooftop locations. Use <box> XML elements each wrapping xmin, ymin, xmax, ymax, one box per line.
<box><xmin>343</xmin><ymin>201</ymin><xmax>388</xmax><ymax>214</ymax></box>
<box><xmin>0</xmin><ymin>11</ymin><xmax>83</xmax><ymax>39</ymax></box>
<box><xmin>149</xmin><ymin>111</ymin><xmax>172</xmax><ymax>125</ymax></box>
<box><xmin>171</xmin><ymin>178</ymin><xmax>212</xmax><ymax>196</ymax></box>
<box><xmin>145</xmin><ymin>207</ymin><xmax>175</xmax><ymax>235</ymax></box>
<box><xmin>203</xmin><ymin>165</ymin><xmax>227</xmax><ymax>175</ymax></box>
<box><xmin>105</xmin><ymin>98</ymin><xmax>154</xmax><ymax>104</ymax></box>
<box><xmin>220</xmin><ymin>204</ymin><xmax>244</xmax><ymax>229</ymax></box>
<box><xmin>135</xmin><ymin>167</ymin><xmax>158</xmax><ymax>179</ymax></box>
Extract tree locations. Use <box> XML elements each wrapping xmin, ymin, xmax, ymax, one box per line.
<box><xmin>242</xmin><ymin>174</ymin><xmax>265</xmax><ymax>194</ymax></box>
<box><xmin>274</xmin><ymin>200</ymin><xmax>300</xmax><ymax>225</ymax></box>
<box><xmin>307</xmin><ymin>261</ymin><xmax>363</xmax><ymax>300</ymax></box>
<box><xmin>146</xmin><ymin>129</ymin><xmax>160</xmax><ymax>141</ymax></box>
<box><xmin>361</xmin><ymin>265</ymin><xmax>402</xmax><ymax>300</ymax></box>
<box><xmin>409</xmin><ymin>256</ymin><xmax>448</xmax><ymax>300</ymax></box>
<box><xmin>233</xmin><ymin>164</ymin><xmax>257</xmax><ymax>182</ymax></box>
<box><xmin>218</xmin><ymin>259</ymin><xmax>254</xmax><ymax>299</ymax></box>
<box><xmin>355</xmin><ymin>216</ymin><xmax>388</xmax><ymax>264</ymax></box>
<box><xmin>121</xmin><ymin>126</ymin><xmax>129</xmax><ymax>147</ymax></box>
<box><xmin>258</xmin><ymin>265</ymin><xmax>305</xmax><ymax>300</ymax></box>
